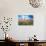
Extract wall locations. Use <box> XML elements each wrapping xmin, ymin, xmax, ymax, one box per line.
<box><xmin>0</xmin><ymin>0</ymin><xmax>46</xmax><ymax>40</ymax></box>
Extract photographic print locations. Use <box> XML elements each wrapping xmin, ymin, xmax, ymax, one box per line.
<box><xmin>18</xmin><ymin>15</ymin><xmax>33</xmax><ymax>25</ymax></box>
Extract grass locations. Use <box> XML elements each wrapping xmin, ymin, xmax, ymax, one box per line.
<box><xmin>18</xmin><ymin>21</ymin><xmax>33</xmax><ymax>25</ymax></box>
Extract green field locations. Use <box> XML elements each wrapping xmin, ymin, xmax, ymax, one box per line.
<box><xmin>18</xmin><ymin>20</ymin><xmax>33</xmax><ymax>25</ymax></box>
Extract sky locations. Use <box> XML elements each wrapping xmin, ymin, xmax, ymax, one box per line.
<box><xmin>18</xmin><ymin>15</ymin><xmax>33</xmax><ymax>20</ymax></box>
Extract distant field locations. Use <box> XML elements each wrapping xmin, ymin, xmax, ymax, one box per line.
<box><xmin>18</xmin><ymin>19</ymin><xmax>33</xmax><ymax>25</ymax></box>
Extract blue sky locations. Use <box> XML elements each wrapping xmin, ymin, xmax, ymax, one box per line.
<box><xmin>18</xmin><ymin>15</ymin><xmax>33</xmax><ymax>20</ymax></box>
